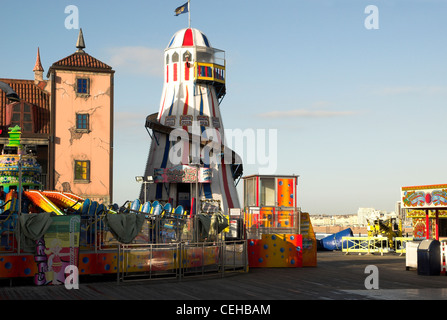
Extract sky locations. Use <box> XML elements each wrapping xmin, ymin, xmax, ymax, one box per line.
<box><xmin>1</xmin><ymin>0</ymin><xmax>447</xmax><ymax>215</ymax></box>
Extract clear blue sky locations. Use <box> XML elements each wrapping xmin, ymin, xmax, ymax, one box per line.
<box><xmin>1</xmin><ymin>0</ymin><xmax>446</xmax><ymax>214</ymax></box>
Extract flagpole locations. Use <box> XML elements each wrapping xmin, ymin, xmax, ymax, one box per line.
<box><xmin>188</xmin><ymin>0</ymin><xmax>191</xmax><ymax>28</ymax></box>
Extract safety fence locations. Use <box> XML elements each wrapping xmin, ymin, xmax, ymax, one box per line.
<box><xmin>78</xmin><ymin>212</ymin><xmax>235</xmax><ymax>252</ymax></box>
<box><xmin>342</xmin><ymin>237</ymin><xmax>389</xmax><ymax>255</ymax></box>
<box><xmin>0</xmin><ymin>212</ymin><xmax>17</xmax><ymax>253</ymax></box>
<box><xmin>117</xmin><ymin>240</ymin><xmax>247</xmax><ymax>283</ymax></box>
<box><xmin>90</xmin><ymin>214</ymin><xmax>196</xmax><ymax>251</ymax></box>
<box><xmin>394</xmin><ymin>237</ymin><xmax>413</xmax><ymax>255</ymax></box>
<box><xmin>0</xmin><ymin>211</ymin><xmax>248</xmax><ymax>283</ymax></box>
<box><xmin>0</xmin><ymin>211</ymin><xmax>240</xmax><ymax>254</ymax></box>
<box><xmin>341</xmin><ymin>236</ymin><xmax>413</xmax><ymax>255</ymax></box>
<box><xmin>244</xmin><ymin>206</ymin><xmax>302</xmax><ymax>239</ymax></box>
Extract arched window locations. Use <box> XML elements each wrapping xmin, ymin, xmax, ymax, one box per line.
<box><xmin>172</xmin><ymin>52</ymin><xmax>179</xmax><ymax>63</ymax></box>
<box><xmin>183</xmin><ymin>51</ymin><xmax>192</xmax><ymax>62</ymax></box>
<box><xmin>172</xmin><ymin>52</ymin><xmax>179</xmax><ymax>82</ymax></box>
<box><xmin>183</xmin><ymin>51</ymin><xmax>192</xmax><ymax>81</ymax></box>
<box><xmin>166</xmin><ymin>54</ymin><xmax>170</xmax><ymax>83</ymax></box>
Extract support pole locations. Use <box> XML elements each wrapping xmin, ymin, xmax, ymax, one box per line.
<box><xmin>188</xmin><ymin>0</ymin><xmax>191</xmax><ymax>28</ymax></box>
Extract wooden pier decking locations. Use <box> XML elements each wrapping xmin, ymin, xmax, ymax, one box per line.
<box><xmin>1</xmin><ymin>251</ymin><xmax>446</xmax><ymax>301</ymax></box>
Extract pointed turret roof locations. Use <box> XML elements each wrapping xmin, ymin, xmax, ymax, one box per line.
<box><xmin>33</xmin><ymin>47</ymin><xmax>44</xmax><ymax>72</ymax></box>
<box><xmin>76</xmin><ymin>28</ymin><xmax>86</xmax><ymax>52</ymax></box>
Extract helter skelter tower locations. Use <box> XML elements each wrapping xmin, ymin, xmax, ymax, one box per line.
<box><xmin>141</xmin><ymin>27</ymin><xmax>242</xmax><ymax>215</ymax></box>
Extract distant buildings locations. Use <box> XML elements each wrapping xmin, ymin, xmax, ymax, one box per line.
<box><xmin>311</xmin><ymin>208</ymin><xmax>397</xmax><ymax>228</ymax></box>
<box><xmin>0</xmin><ymin>29</ymin><xmax>114</xmax><ymax>203</ymax></box>
<box><xmin>311</xmin><ymin>214</ymin><xmax>359</xmax><ymax>227</ymax></box>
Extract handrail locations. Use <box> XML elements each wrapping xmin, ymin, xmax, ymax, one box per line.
<box><xmin>394</xmin><ymin>237</ymin><xmax>413</xmax><ymax>255</ymax></box>
<box><xmin>195</xmin><ymin>62</ymin><xmax>226</xmax><ymax>84</ymax></box>
<box><xmin>342</xmin><ymin>236</ymin><xmax>389</xmax><ymax>255</ymax></box>
<box><xmin>117</xmin><ymin>240</ymin><xmax>247</xmax><ymax>283</ymax></box>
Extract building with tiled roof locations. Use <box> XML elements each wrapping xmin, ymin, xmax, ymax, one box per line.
<box><xmin>0</xmin><ymin>77</ymin><xmax>51</xmax><ymax>136</ymax></box>
<box><xmin>48</xmin><ymin>52</ymin><xmax>113</xmax><ymax>72</ymax></box>
<box><xmin>0</xmin><ymin>29</ymin><xmax>115</xmax><ymax>203</ymax></box>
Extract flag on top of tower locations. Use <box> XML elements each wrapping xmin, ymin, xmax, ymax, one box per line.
<box><xmin>175</xmin><ymin>2</ymin><xmax>189</xmax><ymax>16</ymax></box>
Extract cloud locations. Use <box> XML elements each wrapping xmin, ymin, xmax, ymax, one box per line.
<box><xmin>106</xmin><ymin>46</ymin><xmax>164</xmax><ymax>76</ymax></box>
<box><xmin>257</xmin><ymin>109</ymin><xmax>356</xmax><ymax>119</ymax></box>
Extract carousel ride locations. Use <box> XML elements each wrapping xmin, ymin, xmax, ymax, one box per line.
<box><xmin>0</xmin><ymin>125</ymin><xmax>237</xmax><ymax>285</ymax></box>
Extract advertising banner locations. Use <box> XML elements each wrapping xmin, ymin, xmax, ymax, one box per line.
<box><xmin>154</xmin><ymin>165</ymin><xmax>211</xmax><ymax>183</ymax></box>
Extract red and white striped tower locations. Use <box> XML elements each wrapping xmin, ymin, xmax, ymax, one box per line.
<box><xmin>142</xmin><ymin>27</ymin><xmax>242</xmax><ymax>215</ymax></box>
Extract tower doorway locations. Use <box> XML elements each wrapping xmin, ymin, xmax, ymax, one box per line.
<box><xmin>177</xmin><ymin>183</ymin><xmax>191</xmax><ymax>213</ymax></box>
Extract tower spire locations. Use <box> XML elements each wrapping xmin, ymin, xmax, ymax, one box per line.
<box><xmin>33</xmin><ymin>47</ymin><xmax>44</xmax><ymax>72</ymax></box>
<box><xmin>33</xmin><ymin>47</ymin><xmax>44</xmax><ymax>82</ymax></box>
<box><xmin>76</xmin><ymin>28</ymin><xmax>86</xmax><ymax>52</ymax></box>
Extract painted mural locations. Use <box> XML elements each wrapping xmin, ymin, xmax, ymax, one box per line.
<box><xmin>402</xmin><ymin>184</ymin><xmax>447</xmax><ymax>208</ymax></box>
<box><xmin>248</xmin><ymin>234</ymin><xmax>303</xmax><ymax>268</ymax></box>
<box><xmin>35</xmin><ymin>215</ymin><xmax>80</xmax><ymax>285</ymax></box>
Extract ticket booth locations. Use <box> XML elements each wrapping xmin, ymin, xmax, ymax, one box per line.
<box><xmin>242</xmin><ymin>174</ymin><xmax>317</xmax><ymax>267</ymax></box>
<box><xmin>401</xmin><ymin>184</ymin><xmax>447</xmax><ymax>240</ymax></box>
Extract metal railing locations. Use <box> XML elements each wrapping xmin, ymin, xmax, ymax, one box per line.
<box><xmin>117</xmin><ymin>240</ymin><xmax>247</xmax><ymax>283</ymax></box>
<box><xmin>244</xmin><ymin>206</ymin><xmax>301</xmax><ymax>239</ymax></box>
<box><xmin>81</xmin><ymin>213</ymin><xmax>195</xmax><ymax>251</ymax></box>
<box><xmin>0</xmin><ymin>211</ymin><xmax>17</xmax><ymax>253</ymax></box>
<box><xmin>342</xmin><ymin>236</ymin><xmax>389</xmax><ymax>255</ymax></box>
<box><xmin>195</xmin><ymin>62</ymin><xmax>225</xmax><ymax>83</ymax></box>
<box><xmin>0</xmin><ymin>209</ymin><xmax>248</xmax><ymax>282</ymax></box>
<box><xmin>0</xmin><ymin>212</ymin><xmax>228</xmax><ymax>254</ymax></box>
<box><xmin>341</xmin><ymin>236</ymin><xmax>413</xmax><ymax>255</ymax></box>
<box><xmin>394</xmin><ymin>237</ymin><xmax>413</xmax><ymax>255</ymax></box>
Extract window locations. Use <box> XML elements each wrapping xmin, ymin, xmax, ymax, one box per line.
<box><xmin>260</xmin><ymin>178</ymin><xmax>275</xmax><ymax>206</ymax></box>
<box><xmin>172</xmin><ymin>52</ymin><xmax>179</xmax><ymax>82</ymax></box>
<box><xmin>172</xmin><ymin>52</ymin><xmax>179</xmax><ymax>63</ymax></box>
<box><xmin>244</xmin><ymin>178</ymin><xmax>256</xmax><ymax>207</ymax></box>
<box><xmin>74</xmin><ymin>160</ymin><xmax>90</xmax><ymax>182</ymax></box>
<box><xmin>166</xmin><ymin>54</ymin><xmax>169</xmax><ymax>83</ymax></box>
<box><xmin>8</xmin><ymin>102</ymin><xmax>35</xmax><ymax>133</ymax></box>
<box><xmin>183</xmin><ymin>51</ymin><xmax>192</xmax><ymax>81</ymax></box>
<box><xmin>183</xmin><ymin>51</ymin><xmax>192</xmax><ymax>62</ymax></box>
<box><xmin>76</xmin><ymin>78</ymin><xmax>89</xmax><ymax>95</ymax></box>
<box><xmin>76</xmin><ymin>113</ymin><xmax>89</xmax><ymax>131</ymax></box>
